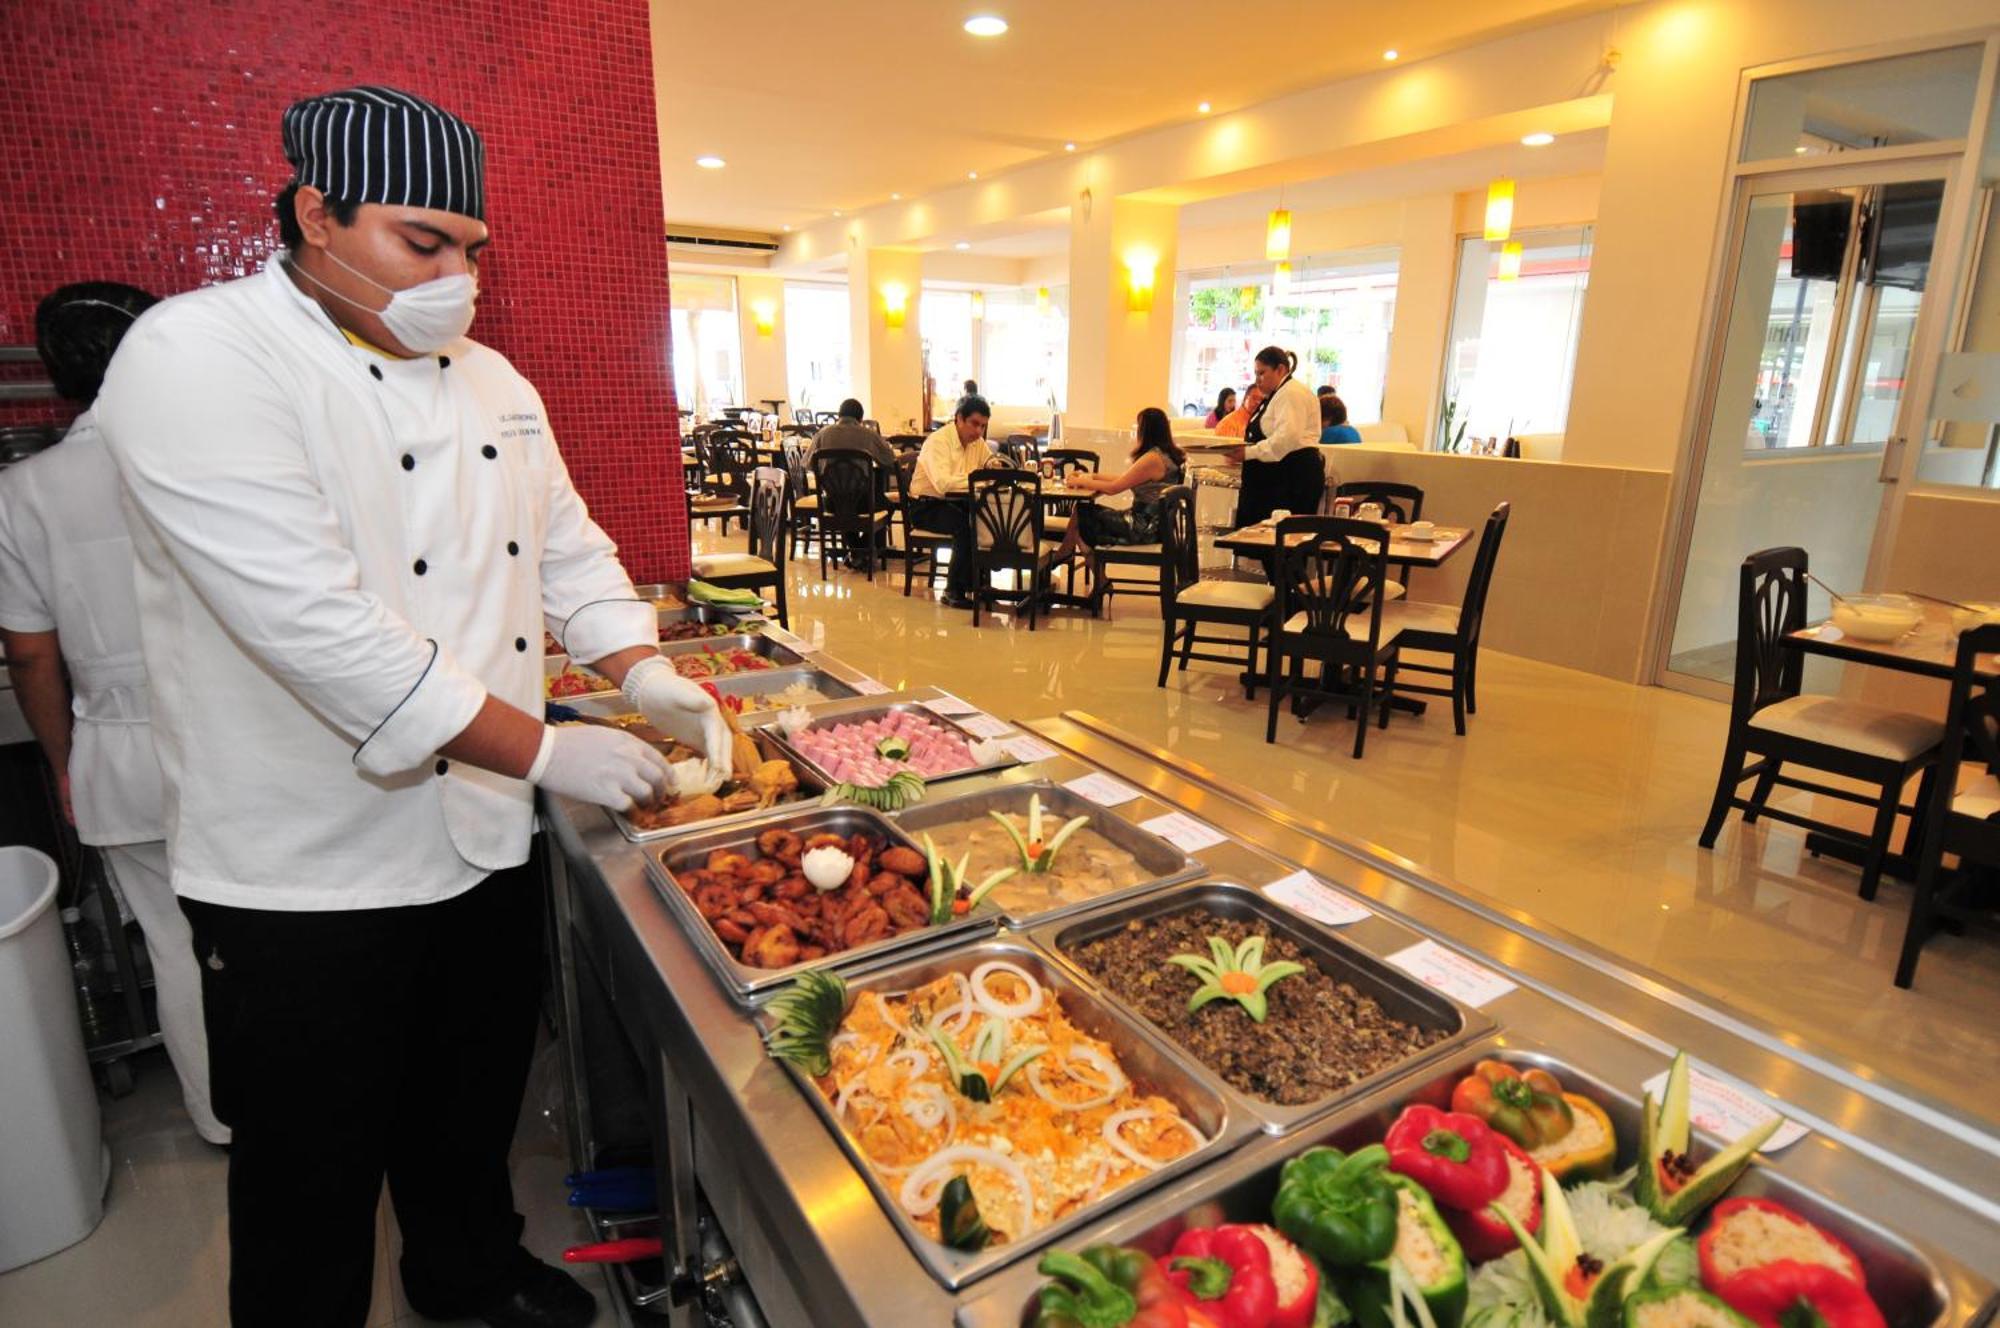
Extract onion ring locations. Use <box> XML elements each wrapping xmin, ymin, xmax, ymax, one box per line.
<box><xmin>969</xmin><ymin>960</ymin><xmax>1044</xmax><ymax>1020</ymax></box>
<box><xmin>898</xmin><ymin>1144</ymin><xmax>1033</xmax><ymax>1237</ymax></box>
<box><xmin>1101</xmin><ymin>1108</ymin><xmax>1205</xmax><ymax>1172</ymax></box>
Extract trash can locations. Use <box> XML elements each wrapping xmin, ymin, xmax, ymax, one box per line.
<box><xmin>0</xmin><ymin>845</ymin><xmax>108</xmax><ymax>1272</ymax></box>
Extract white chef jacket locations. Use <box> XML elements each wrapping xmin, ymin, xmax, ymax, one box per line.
<box><xmin>1241</xmin><ymin>374</ymin><xmax>1318</xmax><ymax>463</ymax></box>
<box><xmin>96</xmin><ymin>256</ymin><xmax>654</xmax><ymax>911</ymax></box>
<box><xmin>0</xmin><ymin>413</ymin><xmax>165</xmax><ymax>846</ymax></box>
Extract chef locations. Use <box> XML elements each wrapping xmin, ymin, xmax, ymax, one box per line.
<box><xmin>0</xmin><ymin>282</ymin><xmax>227</xmax><ymax>1147</ymax></box>
<box><xmin>1221</xmin><ymin>345</ymin><xmax>1326</xmax><ymax>525</ymax></box>
<box><xmin>97</xmin><ymin>87</ymin><xmax>725</xmax><ymax>1328</ymax></box>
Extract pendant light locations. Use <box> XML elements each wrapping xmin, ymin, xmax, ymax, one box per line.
<box><xmin>1265</xmin><ymin>207</ymin><xmax>1292</xmax><ymax>262</ymax></box>
<box><xmin>1498</xmin><ymin>240</ymin><xmax>1524</xmax><ymax>281</ymax></box>
<box><xmin>1035</xmin><ymin>285</ymin><xmax>1050</xmax><ymax>314</ymax></box>
<box><xmin>1483</xmin><ymin>178</ymin><xmax>1515</xmax><ymax>243</ymax></box>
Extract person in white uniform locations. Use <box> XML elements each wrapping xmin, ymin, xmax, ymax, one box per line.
<box><xmin>1221</xmin><ymin>344</ymin><xmax>1325</xmax><ymax>526</ymax></box>
<box><xmin>96</xmin><ymin>87</ymin><xmax>725</xmax><ymax>1328</ymax></box>
<box><xmin>0</xmin><ymin>282</ymin><xmax>228</xmax><ymax>1147</ymax></box>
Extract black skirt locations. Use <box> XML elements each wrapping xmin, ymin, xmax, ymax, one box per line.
<box><xmin>1233</xmin><ymin>448</ymin><xmax>1325</xmax><ymax>528</ymax></box>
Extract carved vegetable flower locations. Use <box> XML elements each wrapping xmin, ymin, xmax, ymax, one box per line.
<box><xmin>1167</xmin><ymin>935</ymin><xmax>1306</xmax><ymax>1023</ymax></box>
<box><xmin>923</xmin><ymin>833</ymin><xmax>1015</xmax><ymax>925</ymax></box>
<box><xmin>988</xmin><ymin>794</ymin><xmax>1091</xmax><ymax>874</ymax></box>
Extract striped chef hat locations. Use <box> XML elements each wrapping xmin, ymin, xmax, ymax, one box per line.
<box><xmin>281</xmin><ymin>86</ymin><xmax>485</xmax><ymax>221</ymax></box>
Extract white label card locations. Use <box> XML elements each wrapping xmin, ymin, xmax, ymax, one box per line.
<box><xmin>953</xmin><ymin>713</ymin><xmax>1017</xmax><ymax>739</ymax></box>
<box><xmin>921</xmin><ymin>694</ymin><xmax>981</xmax><ymax>716</ymax></box>
<box><xmin>1263</xmin><ymin>870</ymin><xmax>1372</xmax><ymax>926</ymax></box>
<box><xmin>1139</xmin><ymin>812</ymin><xmax>1228</xmax><ymax>853</ymax></box>
<box><xmin>851</xmin><ymin>677</ymin><xmax>892</xmax><ymax>695</ymax></box>
<box><xmin>1001</xmin><ymin>735</ymin><xmax>1059</xmax><ymax>763</ymax></box>
<box><xmin>1385</xmin><ymin>940</ymin><xmax>1517</xmax><ymax>1007</ymax></box>
<box><xmin>1063</xmin><ymin>773</ymin><xmax>1142</xmax><ymax>807</ymax></box>
<box><xmin>1639</xmin><ymin>1065</ymin><xmax>1810</xmax><ymax>1152</ymax></box>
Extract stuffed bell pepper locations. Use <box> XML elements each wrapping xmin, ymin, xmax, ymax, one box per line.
<box><xmin>1450</xmin><ymin>1060</ymin><xmax>1616</xmax><ymax>1182</ymax></box>
<box><xmin>1384</xmin><ymin>1105</ymin><xmax>1509</xmax><ymax>1213</ymax></box>
<box><xmin>1036</xmin><ymin>1245</ymin><xmax>1188</xmax><ymax>1328</ymax></box>
<box><xmin>1158</xmin><ymin>1223</ymin><xmax>1321</xmax><ymax>1328</ymax></box>
<box><xmin>1334</xmin><ymin>1174</ymin><xmax>1469</xmax><ymax>1328</ymax></box>
<box><xmin>1697</xmin><ymin>1198</ymin><xmax>1884</xmax><ymax>1328</ymax></box>
<box><xmin>1273</xmin><ymin>1144</ymin><xmax>1402</xmax><ymax>1269</ymax></box>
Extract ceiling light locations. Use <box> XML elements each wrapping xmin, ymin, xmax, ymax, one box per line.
<box><xmin>891</xmin><ymin>192</ymin><xmax>901</xmax><ymax>200</ymax></box>
<box><xmin>782</xmin><ymin>224</ymin><xmax>792</xmax><ymax>232</ymax></box>
<box><xmin>1483</xmin><ymin>178</ymin><xmax>1515</xmax><ymax>243</ymax></box>
<box><xmin>1521</xmin><ymin>132</ymin><xmax>1555</xmax><ymax>147</ymax></box>
<box><xmin>1498</xmin><ymin>240</ymin><xmax>1524</xmax><ymax>282</ymax></box>
<box><xmin>832</xmin><ymin>210</ymin><xmax>842</xmax><ymax>217</ymax></box>
<box><xmin>1383</xmin><ymin>49</ymin><xmax>1398</xmax><ymax>61</ymax></box>
<box><xmin>1197</xmin><ymin>101</ymin><xmax>1212</xmax><ymax>114</ymax></box>
<box><xmin>954</xmin><ymin>241</ymin><xmax>971</xmax><ymax>250</ymax></box>
<box><xmin>1794</xmin><ymin>145</ymin><xmax>1809</xmax><ymax>154</ymax></box>
<box><xmin>1265</xmin><ymin>208</ymin><xmax>1292</xmax><ymax>262</ymax></box>
<box><xmin>968</xmin><ymin>171</ymin><xmax>979</xmax><ymax>180</ymax></box>
<box><xmin>1063</xmin><ymin>142</ymin><xmax>1076</xmax><ymax>152</ymax></box>
<box><xmin>695</xmin><ymin>155</ymin><xmax>726</xmax><ymax>169</ymax></box>
<box><xmin>963</xmin><ymin>15</ymin><xmax>1008</xmax><ymax>37</ymax></box>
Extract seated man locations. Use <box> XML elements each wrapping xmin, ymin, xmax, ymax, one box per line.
<box><xmin>808</xmin><ymin>398</ymin><xmax>896</xmax><ymax>564</ymax></box>
<box><xmin>908</xmin><ymin>394</ymin><xmax>994</xmax><ymax>609</ymax></box>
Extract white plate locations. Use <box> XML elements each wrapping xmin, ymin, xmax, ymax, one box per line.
<box><xmin>1400</xmin><ymin>529</ymin><xmax>1438</xmax><ymax>542</ymax></box>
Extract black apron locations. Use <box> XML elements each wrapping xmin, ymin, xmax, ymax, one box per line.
<box><xmin>1234</xmin><ymin>377</ymin><xmax>1325</xmax><ymax>527</ymax></box>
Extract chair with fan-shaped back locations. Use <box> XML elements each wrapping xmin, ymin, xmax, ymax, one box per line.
<box><xmin>780</xmin><ymin>440</ymin><xmax>818</xmax><ymax>558</ymax></box>
<box><xmin>1154</xmin><ymin>486</ymin><xmax>1273</xmax><ymax>697</ymax></box>
<box><xmin>967</xmin><ymin>468</ymin><xmax>1057</xmax><ymax>629</ymax></box>
<box><xmin>894</xmin><ymin>453</ymin><xmax>953</xmax><ymax>597</ymax></box>
<box><xmin>691</xmin><ymin>467</ymin><xmax>787</xmax><ymax>626</ymax></box>
<box><xmin>1265</xmin><ymin>517</ymin><xmax>1405</xmax><ymax>758</ymax></box>
<box><xmin>810</xmin><ymin>449</ymin><xmax>889</xmax><ymax>580</ymax></box>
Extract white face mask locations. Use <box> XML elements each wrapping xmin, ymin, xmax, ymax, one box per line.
<box><xmin>295</xmin><ymin>247</ymin><xmax>478</xmax><ymax>353</ymax></box>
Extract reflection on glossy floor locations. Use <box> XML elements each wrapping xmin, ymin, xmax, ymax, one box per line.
<box><xmin>0</xmin><ymin>1037</ymin><xmax>612</xmax><ymax>1327</ymax></box>
<box><xmin>767</xmin><ymin>546</ymin><xmax>1999</xmax><ymax>1129</ymax></box>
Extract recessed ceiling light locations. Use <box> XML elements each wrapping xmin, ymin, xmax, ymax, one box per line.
<box><xmin>891</xmin><ymin>192</ymin><xmax>902</xmax><ymax>200</ymax></box>
<box><xmin>782</xmin><ymin>224</ymin><xmax>792</xmax><ymax>232</ymax></box>
<box><xmin>1521</xmin><ymin>132</ymin><xmax>1555</xmax><ymax>147</ymax></box>
<box><xmin>1063</xmin><ymin>142</ymin><xmax>1076</xmax><ymax>152</ymax></box>
<box><xmin>1197</xmin><ymin>101</ymin><xmax>1212</xmax><ymax>114</ymax></box>
<box><xmin>954</xmin><ymin>241</ymin><xmax>971</xmax><ymax>250</ymax></box>
<box><xmin>832</xmin><ymin>210</ymin><xmax>842</xmax><ymax>217</ymax></box>
<box><xmin>695</xmin><ymin>155</ymin><xmax>726</xmax><ymax>169</ymax></box>
<box><xmin>1793</xmin><ymin>145</ymin><xmax>1809</xmax><ymax>154</ymax></box>
<box><xmin>968</xmin><ymin>170</ymin><xmax>979</xmax><ymax>180</ymax></box>
<box><xmin>963</xmin><ymin>15</ymin><xmax>1007</xmax><ymax>37</ymax></box>
<box><xmin>1383</xmin><ymin>49</ymin><xmax>1399</xmax><ymax>61</ymax></box>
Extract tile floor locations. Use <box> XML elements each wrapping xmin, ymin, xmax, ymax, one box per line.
<box><xmin>4</xmin><ymin>535</ymin><xmax>1992</xmax><ymax>1325</ymax></box>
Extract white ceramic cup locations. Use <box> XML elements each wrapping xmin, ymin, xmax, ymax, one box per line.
<box><xmin>1269</xmin><ymin>508</ymin><xmax>1292</xmax><ymax>523</ymax></box>
<box><xmin>1356</xmin><ymin>502</ymin><xmax>1385</xmax><ymax>522</ymax></box>
<box><xmin>1406</xmin><ymin>520</ymin><xmax>1436</xmax><ymax>539</ymax></box>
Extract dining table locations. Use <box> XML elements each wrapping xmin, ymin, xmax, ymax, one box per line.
<box><xmin>1783</xmin><ymin>600</ymin><xmax>2000</xmax><ymax>883</ymax></box>
<box><xmin>1212</xmin><ymin>519</ymin><xmax>1474</xmax><ymax>568</ymax></box>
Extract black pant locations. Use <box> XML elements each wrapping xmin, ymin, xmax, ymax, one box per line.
<box><xmin>182</xmin><ymin>862</ymin><xmax>546</xmax><ymax>1328</ymax></box>
<box><xmin>1233</xmin><ymin>448</ymin><xmax>1327</xmax><ymax>528</ymax></box>
<box><xmin>913</xmin><ymin>496</ymin><xmax>976</xmax><ymax>594</ymax></box>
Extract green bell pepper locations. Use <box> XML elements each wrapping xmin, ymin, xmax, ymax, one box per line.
<box><xmin>1336</xmin><ymin>1175</ymin><xmax>1468</xmax><ymax>1328</ymax></box>
<box><xmin>1272</xmin><ymin>1144</ymin><xmax>1401</xmax><ymax>1268</ymax></box>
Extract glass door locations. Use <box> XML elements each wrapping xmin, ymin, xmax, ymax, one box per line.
<box><xmin>1661</xmin><ymin>160</ymin><xmax>1955</xmax><ymax>691</ymax></box>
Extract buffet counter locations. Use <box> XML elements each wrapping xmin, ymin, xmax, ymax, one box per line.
<box><xmin>540</xmin><ymin>637</ymin><xmax>2000</xmax><ymax>1328</ymax></box>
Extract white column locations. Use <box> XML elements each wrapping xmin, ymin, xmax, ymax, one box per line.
<box><xmin>1066</xmin><ymin>194</ymin><xmax>1179</xmax><ymax>428</ymax></box>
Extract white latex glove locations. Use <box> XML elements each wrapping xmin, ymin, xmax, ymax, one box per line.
<box><xmin>528</xmin><ymin>724</ymin><xmax>673</xmax><ymax>811</ymax></box>
<box><xmin>622</xmin><ymin>655</ymin><xmax>735</xmax><ymax>780</ymax></box>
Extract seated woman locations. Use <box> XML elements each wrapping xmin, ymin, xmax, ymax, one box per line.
<box><xmin>1202</xmin><ymin>387</ymin><xmax>1237</xmax><ymax>429</ymax></box>
<box><xmin>1319</xmin><ymin>393</ymin><xmax>1362</xmax><ymax>444</ymax></box>
<box><xmin>1048</xmin><ymin>406</ymin><xmax>1185</xmax><ymax>564</ymax></box>
<box><xmin>1213</xmin><ymin>383</ymin><xmax>1263</xmax><ymax>438</ymax></box>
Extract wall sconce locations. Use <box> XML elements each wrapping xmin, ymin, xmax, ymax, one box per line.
<box><xmin>1036</xmin><ymin>285</ymin><xmax>1050</xmax><ymax>313</ymax></box>
<box><xmin>881</xmin><ymin>281</ymin><xmax>908</xmax><ymax>329</ymax></box>
<box><xmin>1124</xmin><ymin>249</ymin><xmax>1157</xmax><ymax>312</ymax></box>
<box><xmin>970</xmin><ymin>291</ymin><xmax>985</xmax><ymax>319</ymax></box>
<box><xmin>1483</xmin><ymin>177</ymin><xmax>1515</xmax><ymax>242</ymax></box>
<box><xmin>1264</xmin><ymin>208</ymin><xmax>1292</xmax><ymax>261</ymax></box>
<box><xmin>750</xmin><ymin>298</ymin><xmax>776</xmax><ymax>336</ymax></box>
<box><xmin>1497</xmin><ymin>240</ymin><xmax>1524</xmax><ymax>282</ymax></box>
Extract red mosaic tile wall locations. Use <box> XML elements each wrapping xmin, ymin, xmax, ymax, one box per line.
<box><xmin>0</xmin><ymin>0</ymin><xmax>689</xmax><ymax>580</ymax></box>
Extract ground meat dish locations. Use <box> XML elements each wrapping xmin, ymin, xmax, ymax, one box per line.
<box><xmin>1065</xmin><ymin>909</ymin><xmax>1444</xmax><ymax>1105</ymax></box>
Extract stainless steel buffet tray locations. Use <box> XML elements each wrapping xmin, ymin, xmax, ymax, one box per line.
<box><xmin>543</xmin><ymin>652</ymin><xmax>616</xmax><ymax>699</ymax></box>
<box><xmin>608</xmin><ymin>729</ymin><xmax>824</xmax><ymax>844</ymax></box>
<box><xmin>1036</xmin><ymin>879</ymin><xmax>1492</xmax><ymax>1135</ymax></box>
<box><xmin>765</xmin><ymin>938</ymin><xmax>1252</xmax><ymax>1293</ymax></box>
<box><xmin>955</xmin><ymin>1037</ymin><xmax>1967</xmax><ymax>1328</ymax></box>
<box><xmin>756</xmin><ymin>701</ymin><xmax>1019</xmax><ymax>788</ymax></box>
<box><xmin>892</xmin><ymin>780</ymin><xmax>1203</xmax><ymax>927</ymax></box>
<box><xmin>655</xmin><ymin>632</ymin><xmax>806</xmax><ymax>672</ymax></box>
<box><xmin>646</xmin><ymin>805</ymin><xmax>999</xmax><ymax>1004</ymax></box>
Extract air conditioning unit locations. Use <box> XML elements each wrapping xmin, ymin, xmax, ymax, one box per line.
<box><xmin>665</xmin><ymin>225</ymin><xmax>781</xmax><ymax>256</ymax></box>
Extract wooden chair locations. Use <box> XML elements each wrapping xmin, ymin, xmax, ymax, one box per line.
<box><xmin>1154</xmin><ymin>486</ymin><xmax>1272</xmax><ymax>698</ymax></box>
<box><xmin>691</xmin><ymin>467</ymin><xmax>787</xmax><ymax>627</ymax></box>
<box><xmin>696</xmin><ymin>434</ymin><xmax>756</xmax><ymax>536</ymax></box>
<box><xmin>996</xmin><ymin>434</ymin><xmax>1038</xmax><ymax>468</ymax></box>
<box><xmin>893</xmin><ymin>453</ymin><xmax>953</xmax><ymax>597</ymax></box>
<box><xmin>1334</xmin><ymin>481</ymin><xmax>1424</xmax><ymax>522</ymax></box>
<box><xmin>810</xmin><ymin>450</ymin><xmax>890</xmax><ymax>581</ymax></box>
<box><xmin>1042</xmin><ymin>448</ymin><xmax>1100</xmax><ymax>479</ymax></box>
<box><xmin>886</xmin><ymin>433</ymin><xmax>927</xmax><ymax>453</ymax></box>
<box><xmin>1264</xmin><ymin>517</ymin><xmax>1404</xmax><ymax>758</ymax></box>
<box><xmin>780</xmin><ymin>440</ymin><xmax>818</xmax><ymax>559</ymax></box>
<box><xmin>1378</xmin><ymin>502</ymin><xmax>1511</xmax><ymax>735</ymax></box>
<box><xmin>1697</xmin><ymin>547</ymin><xmax>1943</xmax><ymax>901</ymax></box>
<box><xmin>967</xmin><ymin>468</ymin><xmax>1057</xmax><ymax>630</ymax></box>
<box><xmin>1895</xmin><ymin>623</ymin><xmax>1999</xmax><ymax>987</ymax></box>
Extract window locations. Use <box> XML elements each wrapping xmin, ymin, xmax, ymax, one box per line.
<box><xmin>1741</xmin><ymin>45</ymin><xmax>1983</xmax><ymax>163</ymax></box>
<box><xmin>783</xmin><ymin>283</ymin><xmax>851</xmax><ymax>413</ymax></box>
<box><xmin>978</xmin><ymin>286</ymin><xmax>1068</xmax><ymax>408</ymax></box>
<box><xmin>1440</xmin><ymin>226</ymin><xmax>1592</xmax><ymax>448</ymax></box>
<box><xmin>921</xmin><ymin>289</ymin><xmax>976</xmax><ymax>397</ymax></box>
<box><xmin>1174</xmin><ymin>250</ymin><xmax>1398</xmax><ymax>423</ymax></box>
<box><xmin>668</xmin><ymin>273</ymin><xmax>743</xmax><ymax>419</ymax></box>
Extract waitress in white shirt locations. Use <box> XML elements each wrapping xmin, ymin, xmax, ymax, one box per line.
<box><xmin>1222</xmin><ymin>345</ymin><xmax>1326</xmax><ymax>526</ymax></box>
<box><xmin>0</xmin><ymin>282</ymin><xmax>226</xmax><ymax>1146</ymax></box>
<box><xmin>98</xmin><ymin>87</ymin><xmax>725</xmax><ymax>1328</ymax></box>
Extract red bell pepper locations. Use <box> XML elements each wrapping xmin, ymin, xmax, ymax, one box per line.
<box><xmin>1442</xmin><ymin>1134</ymin><xmax>1542</xmax><ymax>1261</ymax></box>
<box><xmin>1161</xmin><ymin>1225</ymin><xmax>1278</xmax><ymax>1328</ymax></box>
<box><xmin>1239</xmin><ymin>1225</ymin><xmax>1320</xmax><ymax>1328</ymax></box>
<box><xmin>1035</xmin><ymin>1245</ymin><xmax>1188</xmax><ymax>1328</ymax></box>
<box><xmin>1708</xmin><ymin>1261</ymin><xmax>1884</xmax><ymax>1328</ymax></box>
<box><xmin>1383</xmin><ymin>1103</ymin><xmax>1509</xmax><ymax>1212</ymax></box>
<box><xmin>1699</xmin><ymin>1198</ymin><xmax>1881</xmax><ymax>1328</ymax></box>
